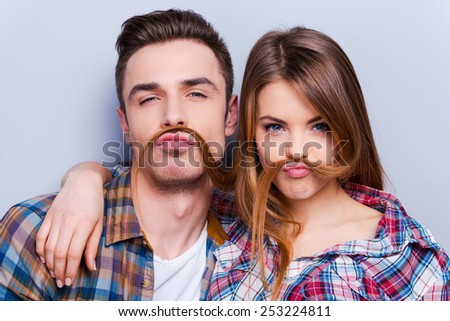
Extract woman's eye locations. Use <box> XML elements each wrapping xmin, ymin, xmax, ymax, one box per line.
<box><xmin>312</xmin><ymin>122</ymin><xmax>330</xmax><ymax>132</ymax></box>
<box><xmin>264</xmin><ymin>123</ymin><xmax>284</xmax><ymax>132</ymax></box>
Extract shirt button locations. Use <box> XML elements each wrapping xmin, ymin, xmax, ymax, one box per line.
<box><xmin>352</xmin><ymin>280</ymin><xmax>362</xmax><ymax>288</ymax></box>
<box><xmin>141</xmin><ymin>278</ymin><xmax>151</xmax><ymax>289</ymax></box>
<box><xmin>220</xmin><ymin>260</ymin><xmax>232</xmax><ymax>269</ymax></box>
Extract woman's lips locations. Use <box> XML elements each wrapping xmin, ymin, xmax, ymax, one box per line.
<box><xmin>283</xmin><ymin>162</ymin><xmax>310</xmax><ymax>178</ymax></box>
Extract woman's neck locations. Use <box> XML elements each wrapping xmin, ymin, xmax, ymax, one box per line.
<box><xmin>283</xmin><ymin>180</ymin><xmax>383</xmax><ymax>258</ymax></box>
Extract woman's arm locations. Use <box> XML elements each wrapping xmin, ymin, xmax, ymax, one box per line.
<box><xmin>35</xmin><ymin>161</ymin><xmax>112</xmax><ymax>287</ymax></box>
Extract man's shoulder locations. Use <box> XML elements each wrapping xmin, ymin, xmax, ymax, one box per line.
<box><xmin>2</xmin><ymin>193</ymin><xmax>57</xmax><ymax>249</ymax></box>
<box><xmin>2</xmin><ymin>193</ymin><xmax>57</xmax><ymax>229</ymax></box>
<box><xmin>104</xmin><ymin>168</ymin><xmax>131</xmax><ymax>192</ymax></box>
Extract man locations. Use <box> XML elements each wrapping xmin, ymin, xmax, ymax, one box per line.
<box><xmin>1</xmin><ymin>9</ymin><xmax>239</xmax><ymax>300</ymax></box>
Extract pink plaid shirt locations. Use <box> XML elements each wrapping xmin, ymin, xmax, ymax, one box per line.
<box><xmin>209</xmin><ymin>183</ymin><xmax>450</xmax><ymax>300</ymax></box>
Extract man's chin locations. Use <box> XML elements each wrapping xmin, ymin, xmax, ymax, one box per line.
<box><xmin>162</xmin><ymin>164</ymin><xmax>203</xmax><ymax>177</ymax></box>
<box><xmin>145</xmin><ymin>168</ymin><xmax>207</xmax><ymax>194</ymax></box>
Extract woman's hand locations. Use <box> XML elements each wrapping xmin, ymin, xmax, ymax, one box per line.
<box><xmin>35</xmin><ymin>162</ymin><xmax>112</xmax><ymax>287</ymax></box>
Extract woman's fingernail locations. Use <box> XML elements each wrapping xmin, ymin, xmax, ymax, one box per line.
<box><xmin>39</xmin><ymin>256</ymin><xmax>45</xmax><ymax>264</ymax></box>
<box><xmin>65</xmin><ymin>278</ymin><xmax>72</xmax><ymax>286</ymax></box>
<box><xmin>50</xmin><ymin>271</ymin><xmax>55</xmax><ymax>278</ymax></box>
<box><xmin>56</xmin><ymin>279</ymin><xmax>63</xmax><ymax>288</ymax></box>
<box><xmin>93</xmin><ymin>259</ymin><xmax>97</xmax><ymax>271</ymax></box>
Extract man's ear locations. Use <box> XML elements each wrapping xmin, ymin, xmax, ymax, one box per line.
<box><xmin>117</xmin><ymin>107</ymin><xmax>131</xmax><ymax>144</ymax></box>
<box><xmin>225</xmin><ymin>95</ymin><xmax>238</xmax><ymax>137</ymax></box>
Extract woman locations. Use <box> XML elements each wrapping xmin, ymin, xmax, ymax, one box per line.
<box><xmin>36</xmin><ymin>27</ymin><xmax>449</xmax><ymax>300</ymax></box>
<box><xmin>208</xmin><ymin>27</ymin><xmax>449</xmax><ymax>300</ymax></box>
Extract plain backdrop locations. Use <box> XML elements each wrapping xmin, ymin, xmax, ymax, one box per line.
<box><xmin>1</xmin><ymin>0</ymin><xmax>449</xmax><ymax>251</ymax></box>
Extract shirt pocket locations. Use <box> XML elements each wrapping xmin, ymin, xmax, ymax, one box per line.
<box><xmin>332</xmin><ymin>256</ymin><xmax>387</xmax><ymax>301</ymax></box>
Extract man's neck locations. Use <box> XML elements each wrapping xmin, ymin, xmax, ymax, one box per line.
<box><xmin>131</xmin><ymin>170</ymin><xmax>213</xmax><ymax>260</ymax></box>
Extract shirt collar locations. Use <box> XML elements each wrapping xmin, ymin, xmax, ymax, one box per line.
<box><xmin>285</xmin><ymin>182</ymin><xmax>423</xmax><ymax>259</ymax></box>
<box><xmin>104</xmin><ymin>170</ymin><xmax>228</xmax><ymax>247</ymax></box>
<box><xmin>318</xmin><ymin>182</ymin><xmax>415</xmax><ymax>257</ymax></box>
<box><xmin>207</xmin><ymin>210</ymin><xmax>228</xmax><ymax>246</ymax></box>
<box><xmin>104</xmin><ymin>171</ymin><xmax>141</xmax><ymax>246</ymax></box>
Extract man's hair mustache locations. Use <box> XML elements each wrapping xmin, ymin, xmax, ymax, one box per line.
<box><xmin>134</xmin><ymin>125</ymin><xmax>236</xmax><ymax>190</ymax></box>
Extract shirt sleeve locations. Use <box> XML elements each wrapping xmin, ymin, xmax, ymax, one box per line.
<box><xmin>1</xmin><ymin>201</ymin><xmax>58</xmax><ymax>300</ymax></box>
<box><xmin>420</xmin><ymin>256</ymin><xmax>450</xmax><ymax>301</ymax></box>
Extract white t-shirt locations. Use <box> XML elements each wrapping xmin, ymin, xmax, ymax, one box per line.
<box><xmin>152</xmin><ymin>223</ymin><xmax>207</xmax><ymax>300</ymax></box>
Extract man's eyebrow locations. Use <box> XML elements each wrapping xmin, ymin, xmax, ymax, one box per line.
<box><xmin>179</xmin><ymin>77</ymin><xmax>219</xmax><ymax>92</ymax></box>
<box><xmin>257</xmin><ymin>115</ymin><xmax>288</xmax><ymax>126</ymax></box>
<box><xmin>128</xmin><ymin>82</ymin><xmax>160</xmax><ymax>101</ymax></box>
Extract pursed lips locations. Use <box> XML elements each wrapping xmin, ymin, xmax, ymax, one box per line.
<box><xmin>283</xmin><ymin>162</ymin><xmax>310</xmax><ymax>178</ymax></box>
<box><xmin>155</xmin><ymin>132</ymin><xmax>196</xmax><ymax>150</ymax></box>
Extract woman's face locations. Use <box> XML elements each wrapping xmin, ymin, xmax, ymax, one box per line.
<box><xmin>255</xmin><ymin>79</ymin><xmax>336</xmax><ymax>201</ymax></box>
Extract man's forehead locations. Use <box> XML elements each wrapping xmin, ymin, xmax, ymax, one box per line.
<box><xmin>126</xmin><ymin>40</ymin><xmax>221</xmax><ymax>75</ymax></box>
<box><xmin>123</xmin><ymin>40</ymin><xmax>226</xmax><ymax>92</ymax></box>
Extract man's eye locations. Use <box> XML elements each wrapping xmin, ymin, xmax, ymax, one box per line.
<box><xmin>189</xmin><ymin>92</ymin><xmax>207</xmax><ymax>98</ymax></box>
<box><xmin>139</xmin><ymin>96</ymin><xmax>157</xmax><ymax>105</ymax></box>
<box><xmin>264</xmin><ymin>123</ymin><xmax>284</xmax><ymax>132</ymax></box>
<box><xmin>312</xmin><ymin>122</ymin><xmax>330</xmax><ymax>132</ymax></box>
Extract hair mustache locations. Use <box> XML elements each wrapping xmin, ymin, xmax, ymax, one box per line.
<box><xmin>134</xmin><ymin>126</ymin><xmax>236</xmax><ymax>190</ymax></box>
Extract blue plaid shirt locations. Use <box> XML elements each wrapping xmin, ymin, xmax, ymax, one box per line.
<box><xmin>1</xmin><ymin>170</ymin><xmax>230</xmax><ymax>300</ymax></box>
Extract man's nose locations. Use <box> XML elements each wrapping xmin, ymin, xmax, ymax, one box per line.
<box><xmin>161</xmin><ymin>98</ymin><xmax>187</xmax><ymax>127</ymax></box>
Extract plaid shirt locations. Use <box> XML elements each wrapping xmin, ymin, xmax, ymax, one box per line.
<box><xmin>208</xmin><ymin>183</ymin><xmax>450</xmax><ymax>301</ymax></box>
<box><xmin>209</xmin><ymin>189</ymin><xmax>278</xmax><ymax>300</ymax></box>
<box><xmin>1</xmin><ymin>170</ymin><xmax>230</xmax><ymax>300</ymax></box>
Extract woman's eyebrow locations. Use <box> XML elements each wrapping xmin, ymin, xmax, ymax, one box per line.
<box><xmin>307</xmin><ymin>116</ymin><xmax>323</xmax><ymax>125</ymax></box>
<box><xmin>257</xmin><ymin>115</ymin><xmax>288</xmax><ymax>126</ymax></box>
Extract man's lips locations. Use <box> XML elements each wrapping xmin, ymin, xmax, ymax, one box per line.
<box><xmin>155</xmin><ymin>132</ymin><xmax>196</xmax><ymax>150</ymax></box>
<box><xmin>282</xmin><ymin>162</ymin><xmax>310</xmax><ymax>178</ymax></box>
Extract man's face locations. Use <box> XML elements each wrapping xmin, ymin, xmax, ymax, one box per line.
<box><xmin>119</xmin><ymin>39</ymin><xmax>237</xmax><ymax>191</ymax></box>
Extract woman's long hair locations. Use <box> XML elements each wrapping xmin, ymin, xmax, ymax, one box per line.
<box><xmin>234</xmin><ymin>27</ymin><xmax>385</xmax><ymax>298</ymax></box>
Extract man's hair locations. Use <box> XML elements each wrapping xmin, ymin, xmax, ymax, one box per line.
<box><xmin>115</xmin><ymin>9</ymin><xmax>234</xmax><ymax>115</ymax></box>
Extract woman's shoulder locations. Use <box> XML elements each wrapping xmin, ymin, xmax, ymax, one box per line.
<box><xmin>337</xmin><ymin>182</ymin><xmax>450</xmax><ymax>299</ymax></box>
<box><xmin>210</xmin><ymin>189</ymin><xmax>240</xmax><ymax>229</ymax></box>
<box><xmin>209</xmin><ymin>188</ymin><xmax>257</xmax><ymax>253</ymax></box>
<box><xmin>344</xmin><ymin>182</ymin><xmax>446</xmax><ymax>251</ymax></box>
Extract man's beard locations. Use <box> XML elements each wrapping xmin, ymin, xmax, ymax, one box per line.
<box><xmin>141</xmin><ymin>161</ymin><xmax>208</xmax><ymax>194</ymax></box>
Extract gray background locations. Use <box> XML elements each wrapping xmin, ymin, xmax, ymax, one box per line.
<box><xmin>1</xmin><ymin>0</ymin><xmax>449</xmax><ymax>251</ymax></box>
